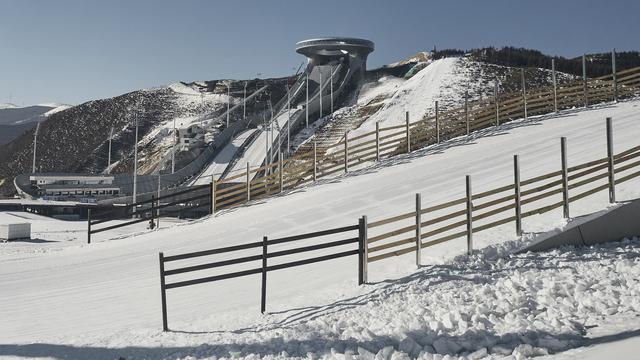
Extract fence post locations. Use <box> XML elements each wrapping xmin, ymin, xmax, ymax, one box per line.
<box><xmin>561</xmin><ymin>137</ymin><xmax>570</xmax><ymax>219</ymax></box>
<box><xmin>495</xmin><ymin>80</ymin><xmax>500</xmax><ymax>126</ymax></box>
<box><xmin>415</xmin><ymin>193</ymin><xmax>422</xmax><ymax>268</ymax></box>
<box><xmin>261</xmin><ymin>236</ymin><xmax>268</xmax><ymax>314</ymax></box>
<box><xmin>606</xmin><ymin>117</ymin><xmax>616</xmax><ymax>203</ymax></box>
<box><xmin>210</xmin><ymin>180</ymin><xmax>216</xmax><ymax>214</ymax></box>
<box><xmin>358</xmin><ymin>215</ymin><xmax>368</xmax><ymax>284</ymax></box>
<box><xmin>465</xmin><ymin>91</ymin><xmax>470</xmax><ymax>135</ymax></box>
<box><xmin>150</xmin><ymin>195</ymin><xmax>156</xmax><ymax>230</ymax></box>
<box><xmin>435</xmin><ymin>101</ymin><xmax>440</xmax><ymax>144</ymax></box>
<box><xmin>513</xmin><ymin>155</ymin><xmax>522</xmax><ymax>237</ymax></box>
<box><xmin>278</xmin><ymin>151</ymin><xmax>283</xmax><ymax>193</ymax></box>
<box><xmin>612</xmin><ymin>48</ymin><xmax>618</xmax><ymax>102</ymax></box>
<box><xmin>406</xmin><ymin>111</ymin><xmax>411</xmax><ymax>153</ymax></box>
<box><xmin>87</xmin><ymin>208</ymin><xmax>91</xmax><ymax>244</ymax></box>
<box><xmin>344</xmin><ymin>131</ymin><xmax>349</xmax><ymax>173</ymax></box>
<box><xmin>313</xmin><ymin>140</ymin><xmax>317</xmax><ymax>182</ymax></box>
<box><xmin>521</xmin><ymin>68</ymin><xmax>528</xmax><ymax>119</ymax></box>
<box><xmin>552</xmin><ymin>58</ymin><xmax>558</xmax><ymax>112</ymax></box>
<box><xmin>246</xmin><ymin>162</ymin><xmax>251</xmax><ymax>202</ymax></box>
<box><xmin>583</xmin><ymin>54</ymin><xmax>588</xmax><ymax>107</ymax></box>
<box><xmin>375</xmin><ymin>122</ymin><xmax>380</xmax><ymax>161</ymax></box>
<box><xmin>466</xmin><ymin>175</ymin><xmax>473</xmax><ymax>255</ymax></box>
<box><xmin>159</xmin><ymin>252</ymin><xmax>168</xmax><ymax>331</ymax></box>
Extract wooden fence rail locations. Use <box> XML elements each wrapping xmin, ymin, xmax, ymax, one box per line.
<box><xmin>206</xmin><ymin>65</ymin><xmax>640</xmax><ymax>213</ymax></box>
<box><xmin>365</xmin><ymin>120</ymin><xmax>640</xmax><ymax>266</ymax></box>
<box><xmin>158</xmin><ymin>219</ymin><xmax>366</xmax><ymax>331</ymax></box>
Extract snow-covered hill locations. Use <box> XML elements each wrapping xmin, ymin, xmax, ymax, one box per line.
<box><xmin>1</xmin><ymin>98</ymin><xmax>640</xmax><ymax>359</ymax></box>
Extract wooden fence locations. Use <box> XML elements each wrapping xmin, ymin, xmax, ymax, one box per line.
<box><xmin>159</xmin><ymin>219</ymin><xmax>366</xmax><ymax>331</ymax></box>
<box><xmin>363</xmin><ymin>118</ymin><xmax>640</xmax><ymax>281</ymax></box>
<box><xmin>158</xmin><ymin>118</ymin><xmax>640</xmax><ymax>328</ymax></box>
<box><xmin>210</xmin><ymin>64</ymin><xmax>640</xmax><ymax>211</ymax></box>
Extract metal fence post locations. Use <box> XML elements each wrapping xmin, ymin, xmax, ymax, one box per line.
<box><xmin>415</xmin><ymin>193</ymin><xmax>422</xmax><ymax>268</ymax></box>
<box><xmin>375</xmin><ymin>122</ymin><xmax>380</xmax><ymax>161</ymax></box>
<box><xmin>87</xmin><ymin>208</ymin><xmax>91</xmax><ymax>244</ymax></box>
<box><xmin>278</xmin><ymin>151</ymin><xmax>283</xmax><ymax>193</ymax></box>
<box><xmin>344</xmin><ymin>131</ymin><xmax>349</xmax><ymax>173</ymax></box>
<box><xmin>358</xmin><ymin>215</ymin><xmax>368</xmax><ymax>284</ymax></box>
<box><xmin>261</xmin><ymin>236</ymin><xmax>268</xmax><ymax>314</ymax></box>
<box><xmin>606</xmin><ymin>117</ymin><xmax>616</xmax><ymax>203</ymax></box>
<box><xmin>583</xmin><ymin>54</ymin><xmax>588</xmax><ymax>107</ymax></box>
<box><xmin>561</xmin><ymin>137</ymin><xmax>570</xmax><ymax>219</ymax></box>
<box><xmin>466</xmin><ymin>175</ymin><xmax>473</xmax><ymax>255</ymax></box>
<box><xmin>495</xmin><ymin>80</ymin><xmax>500</xmax><ymax>126</ymax></box>
<box><xmin>313</xmin><ymin>140</ymin><xmax>317</xmax><ymax>182</ymax></box>
<box><xmin>159</xmin><ymin>252</ymin><xmax>168</xmax><ymax>331</ymax></box>
<box><xmin>246</xmin><ymin>162</ymin><xmax>251</xmax><ymax>202</ymax></box>
<box><xmin>435</xmin><ymin>101</ymin><xmax>440</xmax><ymax>144</ymax></box>
<box><xmin>514</xmin><ymin>155</ymin><xmax>522</xmax><ymax>237</ymax></box>
<box><xmin>521</xmin><ymin>68</ymin><xmax>528</xmax><ymax>119</ymax></box>
<box><xmin>612</xmin><ymin>48</ymin><xmax>618</xmax><ymax>102</ymax></box>
<box><xmin>465</xmin><ymin>91</ymin><xmax>470</xmax><ymax>135</ymax></box>
<box><xmin>552</xmin><ymin>58</ymin><xmax>558</xmax><ymax>112</ymax></box>
<box><xmin>210</xmin><ymin>180</ymin><xmax>216</xmax><ymax>213</ymax></box>
<box><xmin>406</xmin><ymin>111</ymin><xmax>411</xmax><ymax>153</ymax></box>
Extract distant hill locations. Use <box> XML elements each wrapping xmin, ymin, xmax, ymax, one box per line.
<box><xmin>432</xmin><ymin>46</ymin><xmax>640</xmax><ymax>78</ymax></box>
<box><xmin>0</xmin><ymin>104</ymin><xmax>71</xmax><ymax>145</ymax></box>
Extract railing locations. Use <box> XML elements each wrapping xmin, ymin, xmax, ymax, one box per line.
<box><xmin>209</xmin><ymin>65</ymin><xmax>640</xmax><ymax>212</ymax></box>
<box><xmin>158</xmin><ymin>218</ymin><xmax>366</xmax><ymax>331</ymax></box>
<box><xmin>87</xmin><ymin>184</ymin><xmax>213</xmax><ymax>243</ymax></box>
<box><xmin>364</xmin><ymin>118</ymin><xmax>640</xmax><ymax>273</ymax></box>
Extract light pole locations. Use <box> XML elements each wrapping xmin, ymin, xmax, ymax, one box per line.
<box><xmin>330</xmin><ymin>64</ymin><xmax>334</xmax><ymax>114</ymax></box>
<box><xmin>32</xmin><ymin>122</ymin><xmax>40</xmax><ymax>173</ymax></box>
<box><xmin>132</xmin><ymin>114</ymin><xmax>139</xmax><ymax>208</ymax></box>
<box><xmin>171</xmin><ymin>118</ymin><xmax>176</xmax><ymax>173</ymax></box>
<box><xmin>226</xmin><ymin>82</ymin><xmax>231</xmax><ymax>127</ymax></box>
<box><xmin>305</xmin><ymin>73</ymin><xmax>309</xmax><ymax>127</ymax></box>
<box><xmin>243</xmin><ymin>82</ymin><xmax>248</xmax><ymax>121</ymax></box>
<box><xmin>286</xmin><ymin>82</ymin><xmax>291</xmax><ymax>153</ymax></box>
<box><xmin>107</xmin><ymin>126</ymin><xmax>114</xmax><ymax>173</ymax></box>
<box><xmin>319</xmin><ymin>70</ymin><xmax>323</xmax><ymax>119</ymax></box>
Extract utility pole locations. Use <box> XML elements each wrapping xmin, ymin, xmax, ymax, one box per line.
<box><xmin>32</xmin><ymin>123</ymin><xmax>40</xmax><ymax>173</ymax></box>
<box><xmin>305</xmin><ymin>73</ymin><xmax>309</xmax><ymax>127</ymax></box>
<box><xmin>107</xmin><ymin>126</ymin><xmax>114</xmax><ymax>173</ymax></box>
<box><xmin>132</xmin><ymin>114</ymin><xmax>139</xmax><ymax>208</ymax></box>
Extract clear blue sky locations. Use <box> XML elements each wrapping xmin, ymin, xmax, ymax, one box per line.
<box><xmin>1</xmin><ymin>0</ymin><xmax>638</xmax><ymax>106</ymax></box>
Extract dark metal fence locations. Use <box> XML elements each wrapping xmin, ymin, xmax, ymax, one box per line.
<box><xmin>158</xmin><ymin>216</ymin><xmax>367</xmax><ymax>331</ymax></box>
<box><xmin>87</xmin><ymin>184</ymin><xmax>213</xmax><ymax>243</ymax></box>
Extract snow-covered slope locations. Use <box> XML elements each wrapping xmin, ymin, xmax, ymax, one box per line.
<box><xmin>1</xmin><ymin>99</ymin><xmax>640</xmax><ymax>358</ymax></box>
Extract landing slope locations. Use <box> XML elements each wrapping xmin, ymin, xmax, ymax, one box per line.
<box><xmin>1</xmin><ymin>99</ymin><xmax>640</xmax><ymax>348</ymax></box>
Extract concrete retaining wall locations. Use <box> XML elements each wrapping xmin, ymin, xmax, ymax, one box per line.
<box><xmin>523</xmin><ymin>198</ymin><xmax>640</xmax><ymax>252</ymax></box>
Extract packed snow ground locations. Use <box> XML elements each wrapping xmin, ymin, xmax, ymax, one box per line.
<box><xmin>1</xmin><ymin>99</ymin><xmax>640</xmax><ymax>359</ymax></box>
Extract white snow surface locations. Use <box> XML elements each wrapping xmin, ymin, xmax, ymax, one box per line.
<box><xmin>2</xmin><ymin>99</ymin><xmax>640</xmax><ymax>359</ymax></box>
<box><xmin>192</xmin><ymin>129</ymin><xmax>258</xmax><ymax>184</ymax></box>
<box><xmin>353</xmin><ymin>58</ymin><xmax>462</xmax><ymax>137</ymax></box>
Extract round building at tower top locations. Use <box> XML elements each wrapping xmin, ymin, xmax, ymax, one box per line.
<box><xmin>295</xmin><ymin>37</ymin><xmax>374</xmax><ymax>68</ymax></box>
